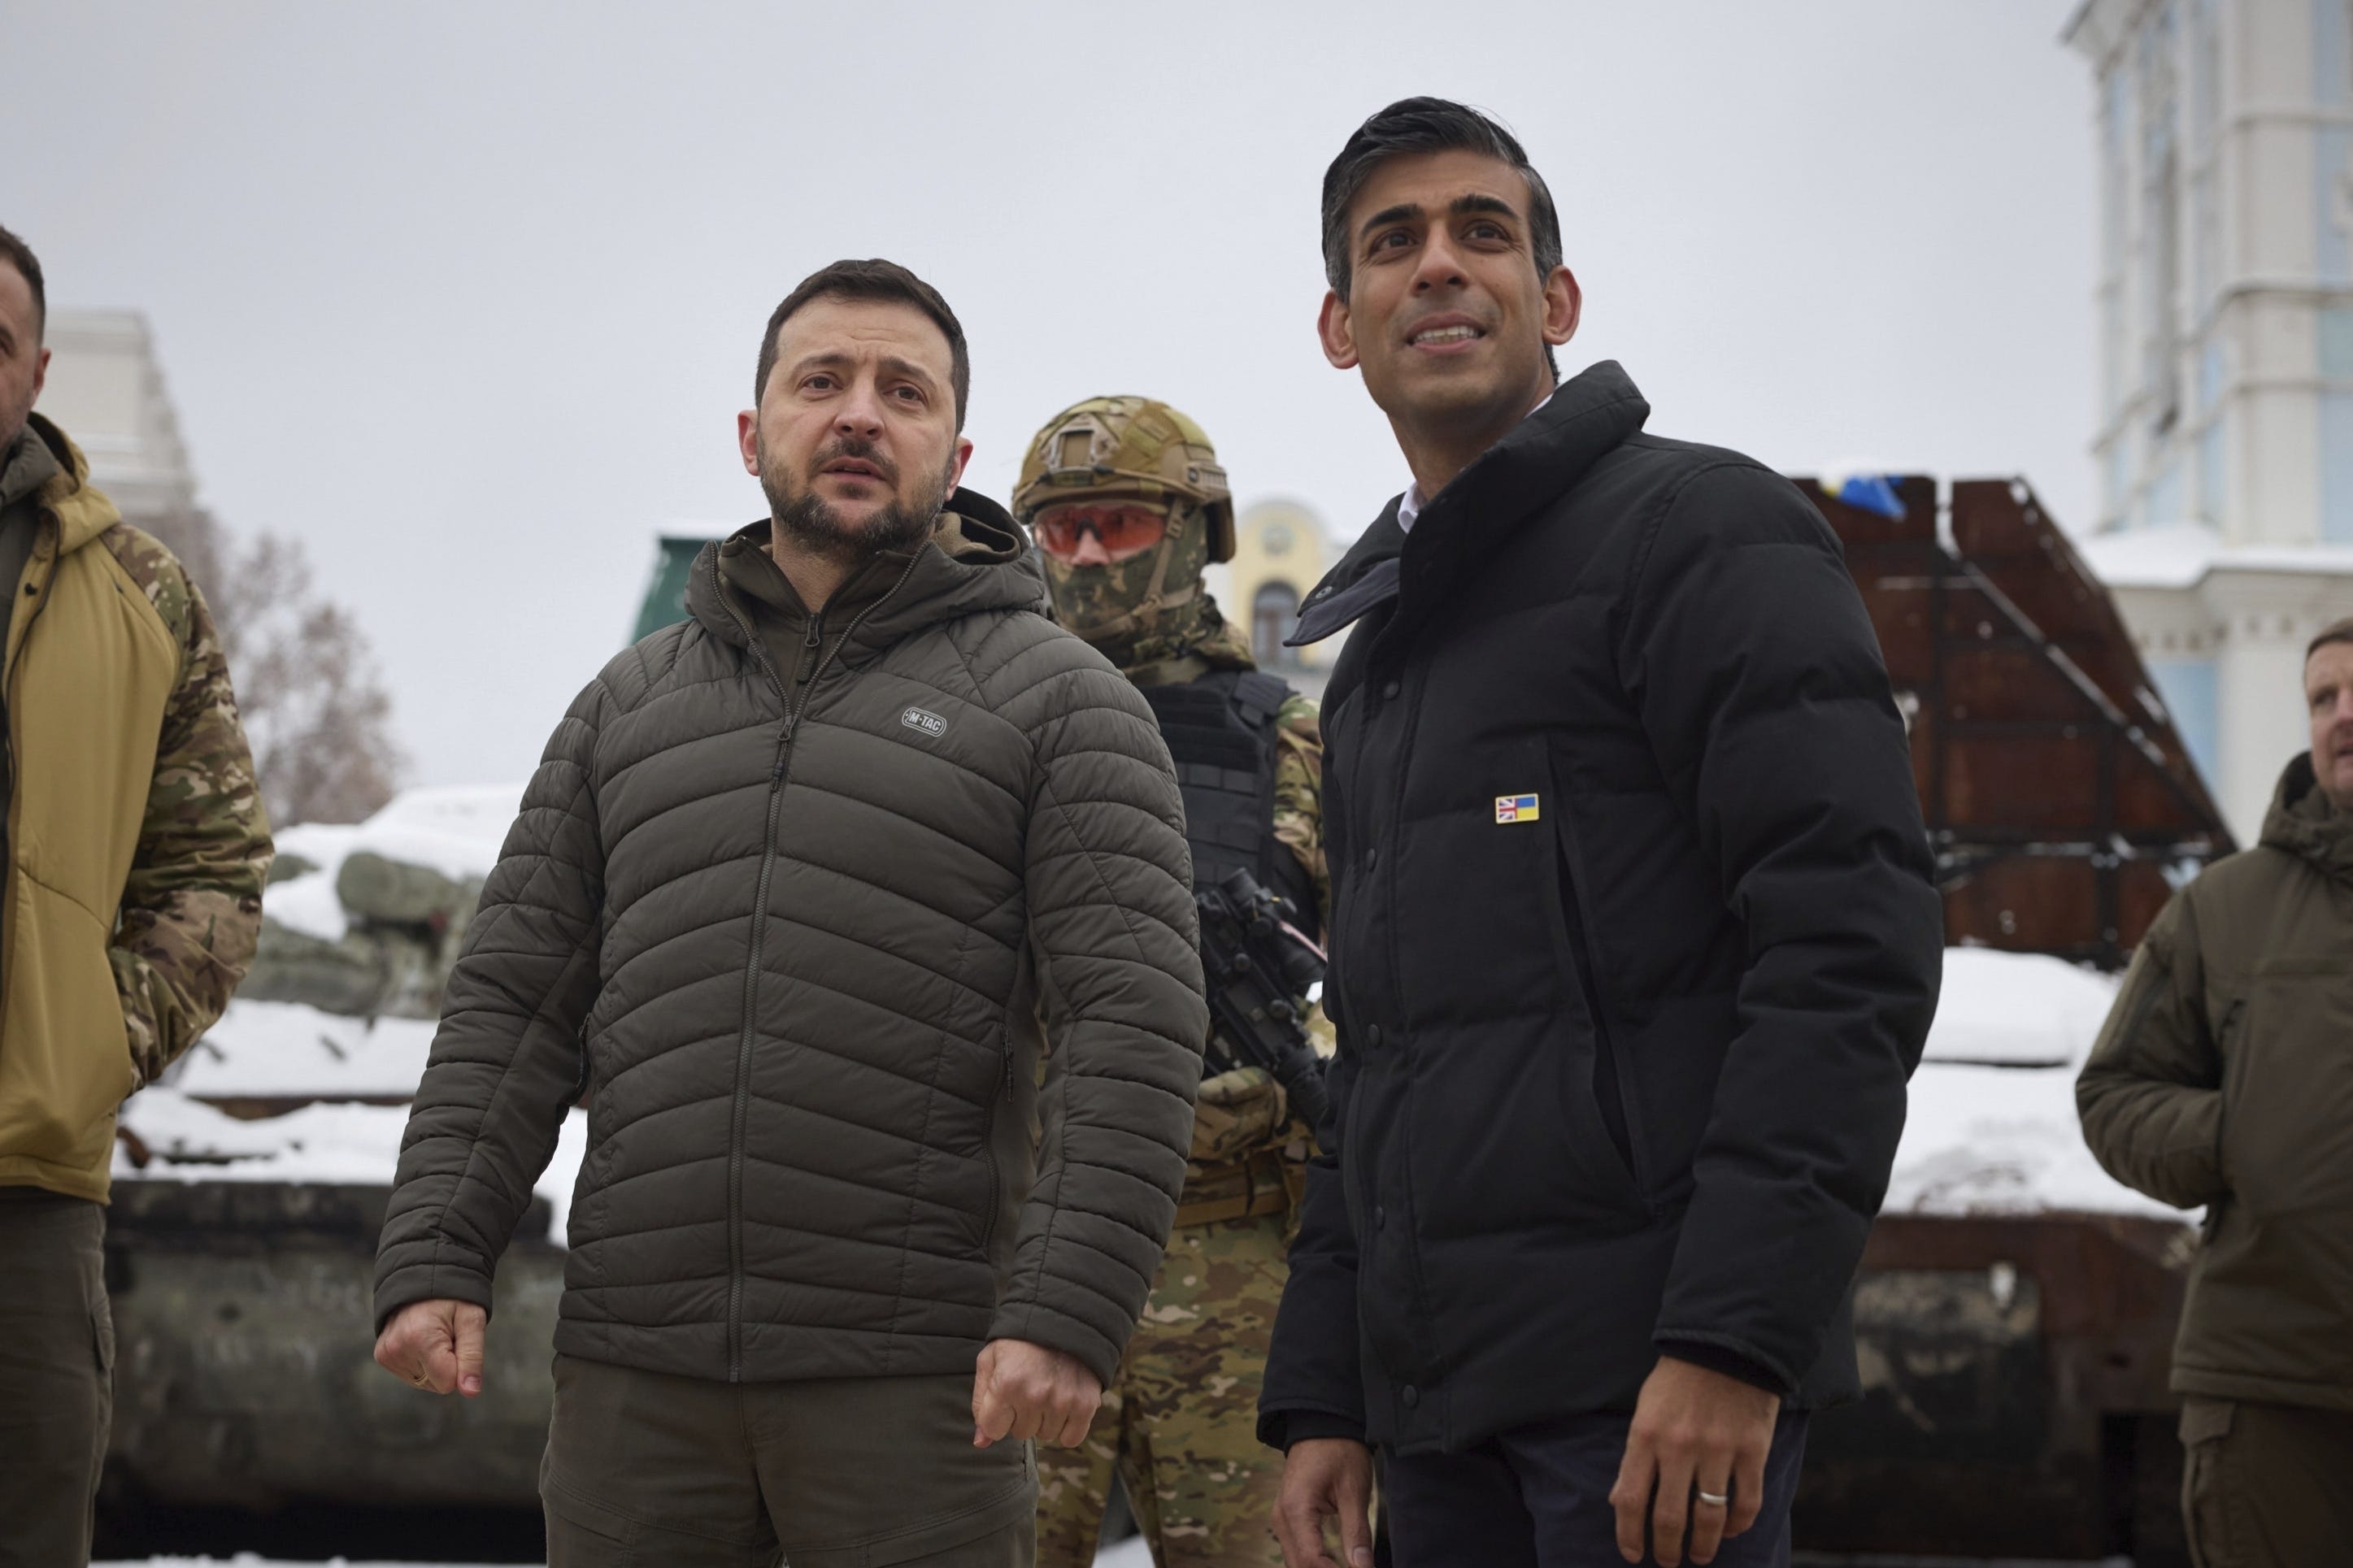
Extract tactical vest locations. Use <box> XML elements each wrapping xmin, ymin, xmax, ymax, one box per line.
<box><xmin>1139</xmin><ymin>668</ymin><xmax>1320</xmax><ymax>943</ymax></box>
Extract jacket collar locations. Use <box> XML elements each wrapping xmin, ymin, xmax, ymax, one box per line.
<box><xmin>15</xmin><ymin>414</ymin><xmax>120</xmax><ymax>556</ymax></box>
<box><xmin>2260</xmin><ymin>752</ymin><xmax>2353</xmax><ymax>883</ymax></box>
<box><xmin>1289</xmin><ymin>362</ymin><xmax>1650</xmax><ymax>648</ymax></box>
<box><xmin>686</xmin><ymin>487</ymin><xmax>1047</xmax><ymax>659</ymax></box>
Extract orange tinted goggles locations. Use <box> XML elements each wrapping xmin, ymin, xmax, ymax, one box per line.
<box><xmin>1033</xmin><ymin>503</ymin><xmax>1168</xmax><ymax>564</ymax></box>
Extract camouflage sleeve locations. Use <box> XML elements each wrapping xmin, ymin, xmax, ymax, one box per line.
<box><xmin>105</xmin><ymin>528</ymin><xmax>273</xmax><ymax>1087</ymax></box>
<box><xmin>1271</xmin><ymin>693</ymin><xmax>1328</xmax><ymax>932</ymax></box>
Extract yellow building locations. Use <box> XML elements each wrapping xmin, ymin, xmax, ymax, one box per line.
<box><xmin>1209</xmin><ymin>497</ymin><xmax>1338</xmax><ymax>690</ymax></box>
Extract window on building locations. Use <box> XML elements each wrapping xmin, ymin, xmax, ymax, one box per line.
<box><xmin>2191</xmin><ymin>167</ymin><xmax>2217</xmax><ymax>306</ymax></box>
<box><xmin>2318</xmin><ymin>0</ymin><xmax>2353</xmax><ymax>108</ymax></box>
<box><xmin>1251</xmin><ymin>581</ymin><xmax>1301</xmax><ymax>669</ymax></box>
<box><xmin>2319</xmin><ymin>125</ymin><xmax>2353</xmax><ymax>282</ymax></box>
<box><xmin>2147</xmin><ymin>461</ymin><xmax>2186</xmax><ymax>527</ymax></box>
<box><xmin>2324</xmin><ymin>392</ymin><xmax>2353</xmax><ymax>541</ymax></box>
<box><xmin>2199</xmin><ymin>419</ymin><xmax>2226</xmax><ymax>526</ymax></box>
<box><xmin>2103</xmin><ymin>70</ymin><xmax>2129</xmax><ymax>280</ymax></box>
<box><xmin>2146</xmin><ymin>657</ymin><xmax>2221</xmax><ymax>792</ymax></box>
<box><xmin>2191</xmin><ymin>0</ymin><xmax>2218</xmax><ymax>146</ymax></box>
<box><xmin>2198</xmin><ymin>340</ymin><xmax>2227</xmax><ymax>526</ymax></box>
<box><xmin>2142</xmin><ymin>11</ymin><xmax>2183</xmax><ymax>430</ymax></box>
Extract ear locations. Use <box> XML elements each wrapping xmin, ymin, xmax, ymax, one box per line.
<box><xmin>737</xmin><ymin>410</ymin><xmax>760</xmax><ymax>476</ymax></box>
<box><xmin>1542</xmin><ymin>266</ymin><xmax>1582</xmax><ymax>348</ymax></box>
<box><xmin>1318</xmin><ymin>289</ymin><xmax>1359</xmax><ymax>371</ymax></box>
<box><xmin>947</xmin><ymin>434</ymin><xmax>974</xmax><ymax>493</ymax></box>
<box><xmin>29</xmin><ymin>345</ymin><xmax>47</xmax><ymax>406</ymax></box>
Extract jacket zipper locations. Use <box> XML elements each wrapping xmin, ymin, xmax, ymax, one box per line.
<box><xmin>717</xmin><ymin>547</ymin><xmax>923</xmax><ymax>1383</ymax></box>
<box><xmin>0</xmin><ymin>536</ymin><xmax>60</xmax><ymax>1058</ymax></box>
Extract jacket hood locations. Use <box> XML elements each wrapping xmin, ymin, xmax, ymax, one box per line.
<box><xmin>2259</xmin><ymin>751</ymin><xmax>2353</xmax><ymax>882</ymax></box>
<box><xmin>1289</xmin><ymin>361</ymin><xmax>1650</xmax><ymax>647</ymax></box>
<box><xmin>685</xmin><ymin>487</ymin><xmax>1048</xmax><ymax>657</ymax></box>
<box><xmin>20</xmin><ymin>413</ymin><xmax>120</xmax><ymax>555</ymax></box>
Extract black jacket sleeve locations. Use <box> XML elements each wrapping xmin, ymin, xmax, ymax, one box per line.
<box><xmin>1620</xmin><ymin>463</ymin><xmax>1943</xmax><ymax>1394</ymax></box>
<box><xmin>1259</xmin><ymin>742</ymin><xmax>1368</xmax><ymax>1449</ymax></box>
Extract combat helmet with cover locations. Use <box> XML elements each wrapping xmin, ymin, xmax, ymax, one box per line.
<box><xmin>1013</xmin><ymin>396</ymin><xmax>1233</xmax><ymax>664</ymax></box>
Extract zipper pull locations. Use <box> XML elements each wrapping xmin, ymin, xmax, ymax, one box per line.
<box><xmin>804</xmin><ymin>615</ymin><xmax>823</xmax><ymax>649</ymax></box>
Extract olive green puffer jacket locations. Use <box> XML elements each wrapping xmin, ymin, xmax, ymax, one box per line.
<box><xmin>376</xmin><ymin>493</ymin><xmax>1207</xmax><ymax>1387</ymax></box>
<box><xmin>2079</xmin><ymin>752</ymin><xmax>2353</xmax><ymax>1413</ymax></box>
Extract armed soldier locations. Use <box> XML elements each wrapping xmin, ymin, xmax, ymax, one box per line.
<box><xmin>1015</xmin><ymin>397</ymin><xmax>1327</xmax><ymax>1568</ymax></box>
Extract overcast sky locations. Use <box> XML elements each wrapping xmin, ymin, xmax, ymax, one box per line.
<box><xmin>6</xmin><ymin>1</ymin><xmax>2094</xmax><ymax>790</ymax></box>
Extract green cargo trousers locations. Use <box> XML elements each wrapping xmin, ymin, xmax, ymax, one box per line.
<box><xmin>541</xmin><ymin>1353</ymin><xmax>1036</xmax><ymax>1567</ymax></box>
<box><xmin>0</xmin><ymin>1188</ymin><xmax>110</xmax><ymax>1568</ymax></box>
<box><xmin>2181</xmin><ymin>1396</ymin><xmax>2353</xmax><ymax>1567</ymax></box>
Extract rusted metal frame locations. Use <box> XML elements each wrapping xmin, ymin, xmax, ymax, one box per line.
<box><xmin>1926</xmin><ymin>552</ymin><xmax>1951</xmax><ymax>835</ymax></box>
<box><xmin>1950</xmin><ymin>558</ymin><xmax>2212</xmax><ymax>827</ymax></box>
<box><xmin>2097</xmin><ymin>719</ymin><xmax>2123</xmax><ymax>967</ymax></box>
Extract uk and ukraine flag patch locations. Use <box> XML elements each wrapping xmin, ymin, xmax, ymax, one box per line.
<box><xmin>1494</xmin><ymin>793</ymin><xmax>1541</xmax><ymax>824</ymax></box>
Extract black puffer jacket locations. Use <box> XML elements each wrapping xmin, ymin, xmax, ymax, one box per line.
<box><xmin>376</xmin><ymin>493</ymin><xmax>1208</xmax><ymax>1388</ymax></box>
<box><xmin>1259</xmin><ymin>364</ymin><xmax>1942</xmax><ymax>1456</ymax></box>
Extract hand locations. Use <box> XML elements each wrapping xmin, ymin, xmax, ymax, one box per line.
<box><xmin>372</xmin><ymin>1297</ymin><xmax>488</xmax><ymax>1398</ymax></box>
<box><xmin>970</xmin><ymin>1338</ymin><xmax>1100</xmax><ymax>1449</ymax></box>
<box><xmin>1273</xmin><ymin>1436</ymin><xmax>1374</xmax><ymax>1568</ymax></box>
<box><xmin>1610</xmin><ymin>1356</ymin><xmax>1780</xmax><ymax>1566</ymax></box>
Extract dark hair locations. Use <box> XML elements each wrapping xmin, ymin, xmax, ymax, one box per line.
<box><xmin>1321</xmin><ymin>98</ymin><xmax>1564</xmax><ymax>376</ymax></box>
<box><xmin>0</xmin><ymin>224</ymin><xmax>45</xmax><ymax>341</ymax></box>
<box><xmin>755</xmin><ymin>258</ymin><xmax>969</xmax><ymax>429</ymax></box>
<box><xmin>2309</xmin><ymin>615</ymin><xmax>2353</xmax><ymax>662</ymax></box>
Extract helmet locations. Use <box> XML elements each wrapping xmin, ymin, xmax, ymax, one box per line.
<box><xmin>1014</xmin><ymin>397</ymin><xmax>1234</xmax><ymax>663</ymax></box>
<box><xmin>1012</xmin><ymin>396</ymin><xmax>1235</xmax><ymax>561</ymax></box>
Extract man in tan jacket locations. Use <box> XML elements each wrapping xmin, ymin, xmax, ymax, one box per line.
<box><xmin>0</xmin><ymin>223</ymin><xmax>272</xmax><ymax>1567</ymax></box>
<box><xmin>2078</xmin><ymin>615</ymin><xmax>2353</xmax><ymax>1566</ymax></box>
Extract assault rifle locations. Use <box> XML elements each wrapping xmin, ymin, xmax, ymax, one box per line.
<box><xmin>1194</xmin><ymin>867</ymin><xmax>1330</xmax><ymax>1132</ymax></box>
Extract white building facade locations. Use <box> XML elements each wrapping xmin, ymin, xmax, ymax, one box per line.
<box><xmin>2070</xmin><ymin>0</ymin><xmax>2353</xmax><ymax>845</ymax></box>
<box><xmin>33</xmin><ymin>311</ymin><xmax>199</xmax><ymax>525</ymax></box>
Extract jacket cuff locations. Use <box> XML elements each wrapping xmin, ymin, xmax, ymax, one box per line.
<box><xmin>374</xmin><ymin>1261</ymin><xmax>496</xmax><ymax>1336</ymax></box>
<box><xmin>987</xmin><ymin>1305</ymin><xmax>1123</xmax><ymax>1392</ymax></box>
<box><xmin>1258</xmin><ymin>1406</ymin><xmax>1368</xmax><ymax>1453</ymax></box>
<box><xmin>1655</xmin><ymin>1336</ymin><xmax>1794</xmax><ymax>1399</ymax></box>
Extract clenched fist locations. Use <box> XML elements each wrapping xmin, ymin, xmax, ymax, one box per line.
<box><xmin>373</xmin><ymin>1297</ymin><xmax>487</xmax><ymax>1397</ymax></box>
<box><xmin>970</xmin><ymin>1338</ymin><xmax>1100</xmax><ymax>1449</ymax></box>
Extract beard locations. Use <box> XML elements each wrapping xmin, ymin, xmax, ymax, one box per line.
<box><xmin>761</xmin><ymin>434</ymin><xmax>955</xmax><ymax>566</ymax></box>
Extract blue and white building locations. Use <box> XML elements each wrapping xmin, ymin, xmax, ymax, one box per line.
<box><xmin>2070</xmin><ymin>0</ymin><xmax>2353</xmax><ymax>845</ymax></box>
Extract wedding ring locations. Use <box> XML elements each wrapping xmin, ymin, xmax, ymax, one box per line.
<box><xmin>1695</xmin><ymin>1489</ymin><xmax>1730</xmax><ymax>1508</ymax></box>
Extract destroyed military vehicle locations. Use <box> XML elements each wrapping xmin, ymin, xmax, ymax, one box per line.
<box><xmin>98</xmin><ymin>479</ymin><xmax>2221</xmax><ymax>1563</ymax></box>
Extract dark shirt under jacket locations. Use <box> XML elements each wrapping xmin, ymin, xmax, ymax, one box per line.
<box><xmin>1259</xmin><ymin>361</ymin><xmax>1943</xmax><ymax>1458</ymax></box>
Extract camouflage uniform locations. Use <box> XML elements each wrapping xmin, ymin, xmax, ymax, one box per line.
<box><xmin>1018</xmin><ymin>400</ymin><xmax>1324</xmax><ymax>1568</ymax></box>
<box><xmin>102</xmin><ymin>519</ymin><xmax>273</xmax><ymax>1087</ymax></box>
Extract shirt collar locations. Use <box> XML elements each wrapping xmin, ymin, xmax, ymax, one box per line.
<box><xmin>1394</xmin><ymin>384</ymin><xmax>1558</xmax><ymax>534</ymax></box>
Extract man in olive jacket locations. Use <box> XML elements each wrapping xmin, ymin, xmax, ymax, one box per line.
<box><xmin>0</xmin><ymin>224</ymin><xmax>272</xmax><ymax>1568</ymax></box>
<box><xmin>372</xmin><ymin>260</ymin><xmax>1207</xmax><ymax>1567</ymax></box>
<box><xmin>2078</xmin><ymin>617</ymin><xmax>2353</xmax><ymax>1566</ymax></box>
